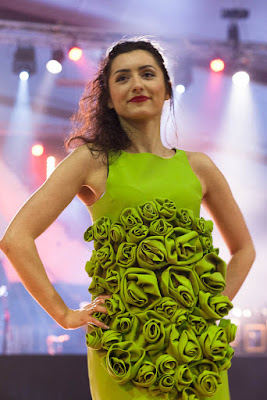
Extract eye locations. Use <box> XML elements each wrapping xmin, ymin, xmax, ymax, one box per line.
<box><xmin>116</xmin><ymin>75</ymin><xmax>128</xmax><ymax>82</ymax></box>
<box><xmin>143</xmin><ymin>71</ymin><xmax>155</xmax><ymax>78</ymax></box>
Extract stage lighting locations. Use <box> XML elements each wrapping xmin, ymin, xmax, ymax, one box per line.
<box><xmin>174</xmin><ymin>57</ymin><xmax>193</xmax><ymax>93</ymax></box>
<box><xmin>176</xmin><ymin>85</ymin><xmax>185</xmax><ymax>94</ymax></box>
<box><xmin>232</xmin><ymin>70</ymin><xmax>250</xmax><ymax>87</ymax></box>
<box><xmin>68</xmin><ymin>46</ymin><xmax>82</xmax><ymax>61</ymax></box>
<box><xmin>47</xmin><ymin>156</ymin><xmax>56</xmax><ymax>178</ymax></box>
<box><xmin>13</xmin><ymin>46</ymin><xmax>36</xmax><ymax>78</ymax></box>
<box><xmin>32</xmin><ymin>144</ymin><xmax>44</xmax><ymax>157</ymax></box>
<box><xmin>210</xmin><ymin>58</ymin><xmax>225</xmax><ymax>72</ymax></box>
<box><xmin>46</xmin><ymin>49</ymin><xmax>64</xmax><ymax>74</ymax></box>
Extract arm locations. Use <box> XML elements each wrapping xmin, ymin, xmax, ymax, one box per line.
<box><xmin>0</xmin><ymin>145</ymin><xmax>110</xmax><ymax>330</ymax></box>
<box><xmin>198</xmin><ymin>152</ymin><xmax>256</xmax><ymax>302</ymax></box>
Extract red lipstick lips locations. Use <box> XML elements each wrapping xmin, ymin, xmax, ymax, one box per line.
<box><xmin>129</xmin><ymin>96</ymin><xmax>149</xmax><ymax>102</ymax></box>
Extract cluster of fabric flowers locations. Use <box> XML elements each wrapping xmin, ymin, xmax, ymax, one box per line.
<box><xmin>84</xmin><ymin>198</ymin><xmax>237</xmax><ymax>400</ymax></box>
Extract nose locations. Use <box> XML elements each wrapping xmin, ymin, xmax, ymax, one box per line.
<box><xmin>132</xmin><ymin>75</ymin><xmax>143</xmax><ymax>93</ymax></box>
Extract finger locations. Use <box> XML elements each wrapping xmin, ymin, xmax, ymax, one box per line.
<box><xmin>88</xmin><ymin>318</ymin><xmax>109</xmax><ymax>330</ymax></box>
<box><xmin>93</xmin><ymin>305</ymin><xmax>109</xmax><ymax>314</ymax></box>
<box><xmin>95</xmin><ymin>294</ymin><xmax>112</xmax><ymax>301</ymax></box>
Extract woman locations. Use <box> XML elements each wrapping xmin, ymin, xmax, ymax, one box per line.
<box><xmin>0</xmin><ymin>38</ymin><xmax>255</xmax><ymax>400</ymax></box>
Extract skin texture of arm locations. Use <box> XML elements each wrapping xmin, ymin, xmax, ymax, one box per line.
<box><xmin>0</xmin><ymin>145</ymin><xmax>110</xmax><ymax>329</ymax></box>
<box><xmin>197</xmin><ymin>152</ymin><xmax>256</xmax><ymax>301</ymax></box>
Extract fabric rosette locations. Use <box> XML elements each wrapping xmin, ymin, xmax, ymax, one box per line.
<box><xmin>120</xmin><ymin>267</ymin><xmax>161</xmax><ymax>312</ymax></box>
<box><xmin>165</xmin><ymin>227</ymin><xmax>203</xmax><ymax>266</ymax></box>
<box><xmin>137</xmin><ymin>200</ymin><xmax>159</xmax><ymax>223</ymax></box>
<box><xmin>190</xmin><ymin>359</ymin><xmax>222</xmax><ymax>397</ymax></box>
<box><xmin>175</xmin><ymin>208</ymin><xmax>195</xmax><ymax>230</ymax></box>
<box><xmin>194</xmin><ymin>253</ymin><xmax>226</xmax><ymax>294</ymax></box>
<box><xmin>103</xmin><ymin>341</ymin><xmax>146</xmax><ymax>385</ymax></box>
<box><xmin>83</xmin><ymin>197</ymin><xmax>237</xmax><ymax>399</ymax></box>
<box><xmin>160</xmin><ymin>266</ymin><xmax>199</xmax><ymax>310</ymax></box>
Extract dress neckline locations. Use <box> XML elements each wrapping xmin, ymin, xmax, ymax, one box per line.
<box><xmin>120</xmin><ymin>148</ymin><xmax>177</xmax><ymax>160</ymax></box>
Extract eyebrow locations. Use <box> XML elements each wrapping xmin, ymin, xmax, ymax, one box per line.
<box><xmin>113</xmin><ymin>65</ymin><xmax>156</xmax><ymax>76</ymax></box>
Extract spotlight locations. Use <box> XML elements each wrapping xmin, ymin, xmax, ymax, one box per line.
<box><xmin>32</xmin><ymin>144</ymin><xmax>44</xmax><ymax>157</ymax></box>
<box><xmin>46</xmin><ymin>49</ymin><xmax>64</xmax><ymax>74</ymax></box>
<box><xmin>210</xmin><ymin>58</ymin><xmax>225</xmax><ymax>73</ymax></box>
<box><xmin>68</xmin><ymin>46</ymin><xmax>83</xmax><ymax>62</ymax></box>
<box><xmin>13</xmin><ymin>46</ymin><xmax>36</xmax><ymax>78</ymax></box>
<box><xmin>176</xmin><ymin>85</ymin><xmax>185</xmax><ymax>94</ymax></box>
<box><xmin>232</xmin><ymin>70</ymin><xmax>250</xmax><ymax>87</ymax></box>
<box><xmin>174</xmin><ymin>57</ymin><xmax>193</xmax><ymax>93</ymax></box>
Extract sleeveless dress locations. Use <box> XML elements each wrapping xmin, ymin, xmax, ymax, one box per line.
<box><xmin>84</xmin><ymin>149</ymin><xmax>235</xmax><ymax>400</ymax></box>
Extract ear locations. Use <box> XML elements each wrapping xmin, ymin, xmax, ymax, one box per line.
<box><xmin>165</xmin><ymin>81</ymin><xmax>172</xmax><ymax>100</ymax></box>
<box><xmin>107</xmin><ymin>98</ymin><xmax>114</xmax><ymax>109</ymax></box>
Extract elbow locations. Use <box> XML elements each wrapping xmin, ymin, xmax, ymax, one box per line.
<box><xmin>0</xmin><ymin>237</ymin><xmax>11</xmax><ymax>255</ymax></box>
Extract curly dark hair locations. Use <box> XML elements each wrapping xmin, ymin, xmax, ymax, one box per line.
<box><xmin>65</xmin><ymin>37</ymin><xmax>175</xmax><ymax>165</ymax></box>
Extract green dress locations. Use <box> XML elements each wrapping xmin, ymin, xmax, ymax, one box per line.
<box><xmin>85</xmin><ymin>149</ymin><xmax>234</xmax><ymax>400</ymax></box>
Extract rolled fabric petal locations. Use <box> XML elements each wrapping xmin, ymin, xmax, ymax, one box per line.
<box><xmin>142</xmin><ymin>318</ymin><xmax>168</xmax><ymax>356</ymax></box>
<box><xmin>86</xmin><ymin>326</ymin><xmax>103</xmax><ymax>350</ymax></box>
<box><xmin>193</xmin><ymin>217</ymin><xmax>213</xmax><ymax>236</ymax></box>
<box><xmin>165</xmin><ymin>228</ymin><xmax>203</xmax><ymax>265</ymax></box>
<box><xmin>134</xmin><ymin>310</ymin><xmax>170</xmax><ymax>355</ymax></box>
<box><xmin>105</xmin><ymin>265</ymin><xmax>123</xmax><ymax>294</ymax></box>
<box><xmin>181</xmin><ymin>387</ymin><xmax>200</xmax><ymax>400</ymax></box>
<box><xmin>158</xmin><ymin>374</ymin><xmax>175</xmax><ymax>392</ymax></box>
<box><xmin>120</xmin><ymin>207</ymin><xmax>143</xmax><ymax>231</ymax></box>
<box><xmin>155</xmin><ymin>354</ymin><xmax>178</xmax><ymax>375</ymax></box>
<box><xmin>169</xmin><ymin>327</ymin><xmax>202</xmax><ymax>364</ymax></box>
<box><xmin>174</xmin><ymin>364</ymin><xmax>194</xmax><ymax>391</ymax></box>
<box><xmin>103</xmin><ymin>341</ymin><xmax>146</xmax><ymax>385</ymax></box>
<box><xmin>121</xmin><ymin>267</ymin><xmax>161</xmax><ymax>312</ymax></box>
<box><xmin>196</xmin><ymin>291</ymin><xmax>233</xmax><ymax>320</ymax></box>
<box><xmin>194</xmin><ymin>370</ymin><xmax>222</xmax><ymax>397</ymax></box>
<box><xmin>160</xmin><ymin>266</ymin><xmax>199</xmax><ymax>310</ymax></box>
<box><xmin>154</xmin><ymin>198</ymin><xmax>177</xmax><ymax>222</ymax></box>
<box><xmin>219</xmin><ymin>319</ymin><xmax>237</xmax><ymax>343</ymax></box>
<box><xmin>199</xmin><ymin>235</ymin><xmax>213</xmax><ymax>255</ymax></box>
<box><xmin>194</xmin><ymin>253</ymin><xmax>226</xmax><ymax>294</ymax></box>
<box><xmin>154</xmin><ymin>297</ymin><xmax>189</xmax><ymax>325</ymax></box>
<box><xmin>92</xmin><ymin>311</ymin><xmax>111</xmax><ymax>327</ymax></box>
<box><xmin>93</xmin><ymin>216</ymin><xmax>111</xmax><ymax>244</ymax></box>
<box><xmin>199</xmin><ymin>325</ymin><xmax>228</xmax><ymax>361</ymax></box>
<box><xmin>111</xmin><ymin>312</ymin><xmax>140</xmax><ymax>342</ymax></box>
<box><xmin>137</xmin><ymin>200</ymin><xmax>159</xmax><ymax>223</ymax></box>
<box><xmin>132</xmin><ymin>361</ymin><xmax>158</xmax><ymax>387</ymax></box>
<box><xmin>96</xmin><ymin>243</ymin><xmax>116</xmax><ymax>269</ymax></box>
<box><xmin>175</xmin><ymin>208</ymin><xmax>195</xmax><ymax>229</ymax></box>
<box><xmin>85</xmin><ymin>250</ymin><xmax>99</xmax><ymax>277</ymax></box>
<box><xmin>116</xmin><ymin>242</ymin><xmax>137</xmax><ymax>268</ymax></box>
<box><xmin>217</xmin><ymin>345</ymin><xmax>235</xmax><ymax>371</ymax></box>
<box><xmin>84</xmin><ymin>225</ymin><xmax>94</xmax><ymax>242</ymax></box>
<box><xmin>109</xmin><ymin>222</ymin><xmax>126</xmax><ymax>243</ymax></box>
<box><xmin>105</xmin><ymin>293</ymin><xmax>125</xmax><ymax>316</ymax></box>
<box><xmin>126</xmin><ymin>224</ymin><xmax>149</xmax><ymax>243</ymax></box>
<box><xmin>154</xmin><ymin>297</ymin><xmax>178</xmax><ymax>320</ymax></box>
<box><xmin>189</xmin><ymin>359</ymin><xmax>218</xmax><ymax>375</ymax></box>
<box><xmin>149</xmin><ymin>219</ymin><xmax>174</xmax><ymax>236</ymax></box>
<box><xmin>137</xmin><ymin>235</ymin><xmax>168</xmax><ymax>269</ymax></box>
<box><xmin>188</xmin><ymin>314</ymin><xmax>208</xmax><ymax>336</ymax></box>
<box><xmin>88</xmin><ymin>272</ymin><xmax>107</xmax><ymax>295</ymax></box>
<box><xmin>101</xmin><ymin>329</ymin><xmax>123</xmax><ymax>350</ymax></box>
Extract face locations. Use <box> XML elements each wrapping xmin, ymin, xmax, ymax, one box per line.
<box><xmin>107</xmin><ymin>50</ymin><xmax>170</xmax><ymax>122</ymax></box>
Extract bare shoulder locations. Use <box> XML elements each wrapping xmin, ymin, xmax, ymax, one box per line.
<box><xmin>183</xmin><ymin>150</ymin><xmax>215</xmax><ymax>199</ymax></box>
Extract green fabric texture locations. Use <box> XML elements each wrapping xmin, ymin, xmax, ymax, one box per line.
<box><xmin>85</xmin><ymin>150</ymin><xmax>233</xmax><ymax>400</ymax></box>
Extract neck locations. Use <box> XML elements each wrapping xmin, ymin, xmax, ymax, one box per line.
<box><xmin>119</xmin><ymin>116</ymin><xmax>168</xmax><ymax>154</ymax></box>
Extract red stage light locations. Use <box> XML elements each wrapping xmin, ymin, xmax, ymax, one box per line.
<box><xmin>32</xmin><ymin>144</ymin><xmax>44</xmax><ymax>156</ymax></box>
<box><xmin>210</xmin><ymin>59</ymin><xmax>225</xmax><ymax>72</ymax></box>
<box><xmin>68</xmin><ymin>47</ymin><xmax>82</xmax><ymax>61</ymax></box>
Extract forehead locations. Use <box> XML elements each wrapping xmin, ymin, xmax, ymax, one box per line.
<box><xmin>109</xmin><ymin>50</ymin><xmax>159</xmax><ymax>74</ymax></box>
